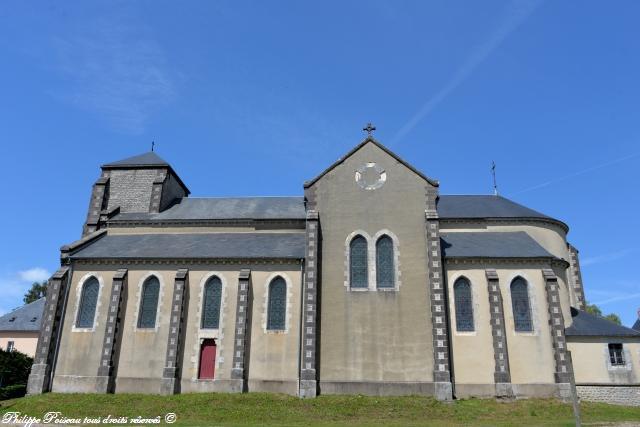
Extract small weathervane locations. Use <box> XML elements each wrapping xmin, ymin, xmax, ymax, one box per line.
<box><xmin>491</xmin><ymin>161</ymin><xmax>498</xmax><ymax>196</ymax></box>
<box><xmin>151</xmin><ymin>141</ymin><xmax>155</xmax><ymax>152</ymax></box>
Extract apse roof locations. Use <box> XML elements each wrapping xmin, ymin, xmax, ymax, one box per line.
<box><xmin>565</xmin><ymin>308</ymin><xmax>640</xmax><ymax>338</ymax></box>
<box><xmin>69</xmin><ymin>232</ymin><xmax>306</xmax><ymax>260</ymax></box>
<box><xmin>440</xmin><ymin>231</ymin><xmax>556</xmax><ymax>259</ymax></box>
<box><xmin>0</xmin><ymin>298</ymin><xmax>45</xmax><ymax>332</ymax></box>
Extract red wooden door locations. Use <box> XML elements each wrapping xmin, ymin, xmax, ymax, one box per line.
<box><xmin>198</xmin><ymin>339</ymin><xmax>216</xmax><ymax>379</ymax></box>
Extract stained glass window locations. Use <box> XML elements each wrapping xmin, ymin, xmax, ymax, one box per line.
<box><xmin>76</xmin><ymin>277</ymin><xmax>99</xmax><ymax>328</ymax></box>
<box><xmin>267</xmin><ymin>277</ymin><xmax>286</xmax><ymax>330</ymax></box>
<box><xmin>202</xmin><ymin>276</ymin><xmax>222</xmax><ymax>329</ymax></box>
<box><xmin>511</xmin><ymin>277</ymin><xmax>533</xmax><ymax>332</ymax></box>
<box><xmin>350</xmin><ymin>235</ymin><xmax>368</xmax><ymax>288</ymax></box>
<box><xmin>138</xmin><ymin>276</ymin><xmax>160</xmax><ymax>328</ymax></box>
<box><xmin>454</xmin><ymin>278</ymin><xmax>474</xmax><ymax>331</ymax></box>
<box><xmin>376</xmin><ymin>235</ymin><xmax>394</xmax><ymax>288</ymax></box>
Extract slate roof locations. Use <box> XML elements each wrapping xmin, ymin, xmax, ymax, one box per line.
<box><xmin>102</xmin><ymin>152</ymin><xmax>170</xmax><ymax>168</ymax></box>
<box><xmin>565</xmin><ymin>308</ymin><xmax>640</xmax><ymax>338</ymax></box>
<box><xmin>632</xmin><ymin>318</ymin><xmax>640</xmax><ymax>332</ymax></box>
<box><xmin>69</xmin><ymin>233</ymin><xmax>306</xmax><ymax>259</ymax></box>
<box><xmin>112</xmin><ymin>197</ymin><xmax>306</xmax><ymax>221</ymax></box>
<box><xmin>0</xmin><ymin>298</ymin><xmax>45</xmax><ymax>332</ymax></box>
<box><xmin>437</xmin><ymin>195</ymin><xmax>555</xmax><ymax>221</ymax></box>
<box><xmin>440</xmin><ymin>231</ymin><xmax>556</xmax><ymax>259</ymax></box>
<box><xmin>110</xmin><ymin>195</ymin><xmax>562</xmax><ymax>224</ymax></box>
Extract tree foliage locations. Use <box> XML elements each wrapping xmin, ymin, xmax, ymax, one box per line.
<box><xmin>585</xmin><ymin>301</ymin><xmax>622</xmax><ymax>325</ymax></box>
<box><xmin>23</xmin><ymin>281</ymin><xmax>47</xmax><ymax>304</ymax></box>
<box><xmin>0</xmin><ymin>349</ymin><xmax>32</xmax><ymax>388</ymax></box>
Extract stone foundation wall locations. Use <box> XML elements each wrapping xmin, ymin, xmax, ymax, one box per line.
<box><xmin>577</xmin><ymin>385</ymin><xmax>640</xmax><ymax>406</ymax></box>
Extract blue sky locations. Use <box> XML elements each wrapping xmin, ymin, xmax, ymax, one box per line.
<box><xmin>0</xmin><ymin>1</ymin><xmax>639</xmax><ymax>325</ymax></box>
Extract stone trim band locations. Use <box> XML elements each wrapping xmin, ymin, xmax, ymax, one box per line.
<box><xmin>97</xmin><ymin>269</ymin><xmax>128</xmax><ymax>393</ymax></box>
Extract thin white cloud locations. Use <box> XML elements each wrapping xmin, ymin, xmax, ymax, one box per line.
<box><xmin>581</xmin><ymin>249</ymin><xmax>634</xmax><ymax>268</ymax></box>
<box><xmin>52</xmin><ymin>17</ymin><xmax>175</xmax><ymax>134</ymax></box>
<box><xmin>593</xmin><ymin>292</ymin><xmax>640</xmax><ymax>307</ymax></box>
<box><xmin>512</xmin><ymin>152</ymin><xmax>640</xmax><ymax>195</ymax></box>
<box><xmin>18</xmin><ymin>267</ymin><xmax>51</xmax><ymax>283</ymax></box>
<box><xmin>0</xmin><ymin>268</ymin><xmax>51</xmax><ymax>315</ymax></box>
<box><xmin>391</xmin><ymin>0</ymin><xmax>542</xmax><ymax>146</ymax></box>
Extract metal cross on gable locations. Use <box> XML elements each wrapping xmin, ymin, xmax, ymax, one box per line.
<box><xmin>363</xmin><ymin>122</ymin><xmax>376</xmax><ymax>136</ymax></box>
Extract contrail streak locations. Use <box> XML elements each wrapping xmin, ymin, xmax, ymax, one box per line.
<box><xmin>512</xmin><ymin>151</ymin><xmax>640</xmax><ymax>195</ymax></box>
<box><xmin>390</xmin><ymin>0</ymin><xmax>542</xmax><ymax>146</ymax></box>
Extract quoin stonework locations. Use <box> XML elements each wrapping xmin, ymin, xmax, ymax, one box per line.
<box><xmin>27</xmin><ymin>135</ymin><xmax>640</xmax><ymax>404</ymax></box>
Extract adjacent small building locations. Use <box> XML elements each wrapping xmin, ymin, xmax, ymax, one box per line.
<box><xmin>566</xmin><ymin>308</ymin><xmax>640</xmax><ymax>406</ymax></box>
<box><xmin>0</xmin><ymin>298</ymin><xmax>45</xmax><ymax>357</ymax></box>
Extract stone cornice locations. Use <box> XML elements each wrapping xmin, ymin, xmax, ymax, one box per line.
<box><xmin>106</xmin><ymin>219</ymin><xmax>306</xmax><ymax>229</ymax></box>
<box><xmin>445</xmin><ymin>257</ymin><xmax>569</xmax><ymax>269</ymax></box>
<box><xmin>439</xmin><ymin>217</ymin><xmax>569</xmax><ymax>234</ymax></box>
<box><xmin>71</xmin><ymin>258</ymin><xmax>303</xmax><ymax>266</ymax></box>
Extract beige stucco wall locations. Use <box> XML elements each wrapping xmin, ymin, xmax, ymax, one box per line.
<box><xmin>55</xmin><ymin>268</ymin><xmax>115</xmax><ymax>379</ymax></box>
<box><xmin>445</xmin><ymin>263</ymin><xmax>571</xmax><ymax>388</ymax></box>
<box><xmin>497</xmin><ymin>266</ymin><xmax>557</xmax><ymax>385</ymax></box>
<box><xmin>247</xmin><ymin>268</ymin><xmax>302</xmax><ymax>391</ymax></box>
<box><xmin>0</xmin><ymin>332</ymin><xmax>38</xmax><ymax>357</ymax></box>
<box><xmin>179</xmin><ymin>264</ymin><xmax>302</xmax><ymax>392</ymax></box>
<box><xmin>310</xmin><ymin>141</ymin><xmax>434</xmax><ymax>383</ymax></box>
<box><xmin>180</xmin><ymin>268</ymin><xmax>239</xmax><ymax>385</ymax></box>
<box><xmin>53</xmin><ymin>262</ymin><xmax>303</xmax><ymax>394</ymax></box>
<box><xmin>445</xmin><ymin>268</ymin><xmax>495</xmax><ymax>385</ymax></box>
<box><xmin>568</xmin><ymin>338</ymin><xmax>640</xmax><ymax>384</ymax></box>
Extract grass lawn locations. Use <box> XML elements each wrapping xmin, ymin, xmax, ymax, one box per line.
<box><xmin>1</xmin><ymin>393</ymin><xmax>639</xmax><ymax>426</ymax></box>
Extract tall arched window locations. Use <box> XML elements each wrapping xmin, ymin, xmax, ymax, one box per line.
<box><xmin>267</xmin><ymin>277</ymin><xmax>286</xmax><ymax>331</ymax></box>
<box><xmin>511</xmin><ymin>277</ymin><xmax>533</xmax><ymax>332</ymax></box>
<box><xmin>453</xmin><ymin>277</ymin><xmax>474</xmax><ymax>332</ymax></box>
<box><xmin>350</xmin><ymin>235</ymin><xmax>368</xmax><ymax>288</ymax></box>
<box><xmin>138</xmin><ymin>276</ymin><xmax>160</xmax><ymax>329</ymax></box>
<box><xmin>202</xmin><ymin>276</ymin><xmax>222</xmax><ymax>329</ymax></box>
<box><xmin>376</xmin><ymin>235</ymin><xmax>394</xmax><ymax>289</ymax></box>
<box><xmin>76</xmin><ymin>277</ymin><xmax>99</xmax><ymax>328</ymax></box>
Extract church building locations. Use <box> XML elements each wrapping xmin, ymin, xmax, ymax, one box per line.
<box><xmin>27</xmin><ymin>133</ymin><xmax>640</xmax><ymax>404</ymax></box>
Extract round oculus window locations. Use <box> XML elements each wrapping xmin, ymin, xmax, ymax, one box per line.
<box><xmin>355</xmin><ymin>162</ymin><xmax>387</xmax><ymax>190</ymax></box>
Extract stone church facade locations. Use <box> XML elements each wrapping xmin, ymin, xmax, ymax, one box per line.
<box><xmin>27</xmin><ymin>136</ymin><xmax>640</xmax><ymax>403</ymax></box>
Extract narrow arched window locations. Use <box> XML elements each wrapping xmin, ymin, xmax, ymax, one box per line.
<box><xmin>350</xmin><ymin>235</ymin><xmax>368</xmax><ymax>288</ymax></box>
<box><xmin>202</xmin><ymin>276</ymin><xmax>222</xmax><ymax>329</ymax></box>
<box><xmin>376</xmin><ymin>235</ymin><xmax>394</xmax><ymax>288</ymax></box>
<box><xmin>511</xmin><ymin>277</ymin><xmax>533</xmax><ymax>332</ymax></box>
<box><xmin>267</xmin><ymin>277</ymin><xmax>286</xmax><ymax>330</ymax></box>
<box><xmin>138</xmin><ymin>276</ymin><xmax>160</xmax><ymax>328</ymax></box>
<box><xmin>454</xmin><ymin>277</ymin><xmax>474</xmax><ymax>332</ymax></box>
<box><xmin>76</xmin><ymin>277</ymin><xmax>99</xmax><ymax>328</ymax></box>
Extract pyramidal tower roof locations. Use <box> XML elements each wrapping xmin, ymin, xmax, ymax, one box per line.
<box><xmin>102</xmin><ymin>151</ymin><xmax>170</xmax><ymax>168</ymax></box>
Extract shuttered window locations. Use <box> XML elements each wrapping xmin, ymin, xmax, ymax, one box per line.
<box><xmin>511</xmin><ymin>277</ymin><xmax>533</xmax><ymax>332</ymax></box>
<box><xmin>138</xmin><ymin>276</ymin><xmax>160</xmax><ymax>328</ymax></box>
<box><xmin>376</xmin><ymin>235</ymin><xmax>394</xmax><ymax>288</ymax></box>
<box><xmin>267</xmin><ymin>277</ymin><xmax>286</xmax><ymax>331</ymax></box>
<box><xmin>454</xmin><ymin>277</ymin><xmax>474</xmax><ymax>332</ymax></box>
<box><xmin>76</xmin><ymin>277</ymin><xmax>99</xmax><ymax>328</ymax></box>
<box><xmin>350</xmin><ymin>235</ymin><xmax>368</xmax><ymax>288</ymax></box>
<box><xmin>202</xmin><ymin>276</ymin><xmax>222</xmax><ymax>329</ymax></box>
